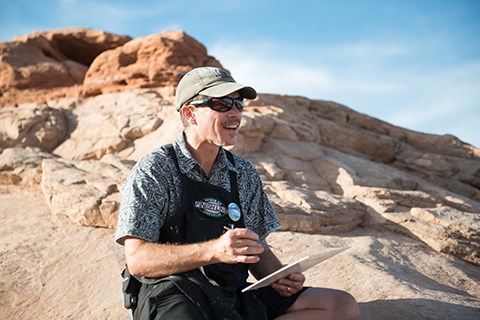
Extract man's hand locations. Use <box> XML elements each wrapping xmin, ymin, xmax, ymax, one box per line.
<box><xmin>210</xmin><ymin>228</ymin><xmax>264</xmax><ymax>264</ymax></box>
<box><xmin>271</xmin><ymin>272</ymin><xmax>305</xmax><ymax>297</ymax></box>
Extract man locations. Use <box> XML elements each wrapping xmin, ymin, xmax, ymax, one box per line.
<box><xmin>115</xmin><ymin>66</ymin><xmax>360</xmax><ymax>319</ymax></box>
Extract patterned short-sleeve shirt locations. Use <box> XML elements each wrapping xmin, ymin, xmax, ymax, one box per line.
<box><xmin>115</xmin><ymin>133</ymin><xmax>281</xmax><ymax>245</ymax></box>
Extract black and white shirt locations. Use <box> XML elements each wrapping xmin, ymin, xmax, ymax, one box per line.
<box><xmin>115</xmin><ymin>132</ymin><xmax>281</xmax><ymax>245</ymax></box>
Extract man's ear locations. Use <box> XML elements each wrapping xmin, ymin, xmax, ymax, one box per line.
<box><xmin>181</xmin><ymin>106</ymin><xmax>197</xmax><ymax>125</ymax></box>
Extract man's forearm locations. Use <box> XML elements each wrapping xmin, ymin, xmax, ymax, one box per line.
<box><xmin>124</xmin><ymin>228</ymin><xmax>264</xmax><ymax>278</ymax></box>
<box><xmin>249</xmin><ymin>247</ymin><xmax>283</xmax><ymax>280</ymax></box>
<box><xmin>125</xmin><ymin>238</ymin><xmax>215</xmax><ymax>278</ymax></box>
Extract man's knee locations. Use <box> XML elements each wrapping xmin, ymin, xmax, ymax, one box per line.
<box><xmin>332</xmin><ymin>290</ymin><xmax>360</xmax><ymax>320</ymax></box>
<box><xmin>302</xmin><ymin>288</ymin><xmax>360</xmax><ymax>320</ymax></box>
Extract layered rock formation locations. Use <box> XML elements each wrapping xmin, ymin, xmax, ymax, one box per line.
<box><xmin>0</xmin><ymin>28</ymin><xmax>220</xmax><ymax>104</ymax></box>
<box><xmin>0</xmin><ymin>28</ymin><xmax>132</xmax><ymax>104</ymax></box>
<box><xmin>1</xmin><ymin>28</ymin><xmax>479</xmax><ymax>318</ymax></box>
<box><xmin>1</xmin><ymin>28</ymin><xmax>478</xmax><ymax>267</ymax></box>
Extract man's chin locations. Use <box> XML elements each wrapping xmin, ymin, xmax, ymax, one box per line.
<box><xmin>219</xmin><ymin>137</ymin><xmax>237</xmax><ymax>147</ymax></box>
<box><xmin>220</xmin><ymin>132</ymin><xmax>238</xmax><ymax>146</ymax></box>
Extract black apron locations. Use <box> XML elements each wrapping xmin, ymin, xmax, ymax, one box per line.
<box><xmin>160</xmin><ymin>145</ymin><xmax>249</xmax><ymax>288</ymax></box>
<box><xmin>135</xmin><ymin>145</ymin><xmax>268</xmax><ymax>320</ymax></box>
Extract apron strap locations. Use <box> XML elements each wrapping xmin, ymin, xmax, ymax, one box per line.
<box><xmin>225</xmin><ymin>150</ymin><xmax>241</xmax><ymax>211</ymax></box>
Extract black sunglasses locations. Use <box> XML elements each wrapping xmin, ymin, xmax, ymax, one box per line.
<box><xmin>189</xmin><ymin>97</ymin><xmax>245</xmax><ymax>112</ymax></box>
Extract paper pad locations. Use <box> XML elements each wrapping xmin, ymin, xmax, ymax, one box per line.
<box><xmin>242</xmin><ymin>246</ymin><xmax>349</xmax><ymax>292</ymax></box>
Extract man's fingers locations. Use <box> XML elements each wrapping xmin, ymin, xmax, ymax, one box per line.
<box><xmin>272</xmin><ymin>272</ymin><xmax>305</xmax><ymax>296</ymax></box>
<box><xmin>216</xmin><ymin>228</ymin><xmax>264</xmax><ymax>264</ymax></box>
<box><xmin>223</xmin><ymin>228</ymin><xmax>264</xmax><ymax>254</ymax></box>
<box><xmin>287</xmin><ymin>272</ymin><xmax>306</xmax><ymax>282</ymax></box>
<box><xmin>271</xmin><ymin>282</ymin><xmax>298</xmax><ymax>297</ymax></box>
<box><xmin>227</xmin><ymin>228</ymin><xmax>260</xmax><ymax>241</ymax></box>
<box><xmin>235</xmin><ymin>254</ymin><xmax>261</xmax><ymax>264</ymax></box>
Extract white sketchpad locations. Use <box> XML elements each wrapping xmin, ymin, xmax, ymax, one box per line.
<box><xmin>242</xmin><ymin>246</ymin><xmax>350</xmax><ymax>292</ymax></box>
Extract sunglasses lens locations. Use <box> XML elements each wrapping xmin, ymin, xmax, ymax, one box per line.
<box><xmin>234</xmin><ymin>99</ymin><xmax>245</xmax><ymax>112</ymax></box>
<box><xmin>211</xmin><ymin>98</ymin><xmax>244</xmax><ymax>112</ymax></box>
<box><xmin>211</xmin><ymin>98</ymin><xmax>231</xmax><ymax>112</ymax></box>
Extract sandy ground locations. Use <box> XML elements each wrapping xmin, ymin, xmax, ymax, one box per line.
<box><xmin>0</xmin><ymin>185</ymin><xmax>129</xmax><ymax>320</ymax></box>
<box><xmin>1</xmin><ymin>185</ymin><xmax>479</xmax><ymax>319</ymax></box>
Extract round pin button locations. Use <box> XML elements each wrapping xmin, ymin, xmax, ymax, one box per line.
<box><xmin>227</xmin><ymin>202</ymin><xmax>241</xmax><ymax>222</ymax></box>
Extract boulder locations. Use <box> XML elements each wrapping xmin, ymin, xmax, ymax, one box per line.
<box><xmin>13</xmin><ymin>27</ymin><xmax>132</xmax><ymax>66</ymax></box>
<box><xmin>0</xmin><ymin>41</ymin><xmax>80</xmax><ymax>89</ymax></box>
<box><xmin>83</xmin><ymin>30</ymin><xmax>222</xmax><ymax>94</ymax></box>
<box><xmin>52</xmin><ymin>88</ymin><xmax>174</xmax><ymax>160</ymax></box>
<box><xmin>1</xmin><ymin>28</ymin><xmax>131</xmax><ymax>89</ymax></box>
<box><xmin>0</xmin><ymin>28</ymin><xmax>131</xmax><ymax>105</ymax></box>
<box><xmin>0</xmin><ymin>147</ymin><xmax>54</xmax><ymax>186</ymax></box>
<box><xmin>40</xmin><ymin>155</ymin><xmax>134</xmax><ymax>228</ymax></box>
<box><xmin>0</xmin><ymin>102</ymin><xmax>67</xmax><ymax>152</ymax></box>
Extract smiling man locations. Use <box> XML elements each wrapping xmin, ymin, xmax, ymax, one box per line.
<box><xmin>115</xmin><ymin>67</ymin><xmax>360</xmax><ymax>320</ymax></box>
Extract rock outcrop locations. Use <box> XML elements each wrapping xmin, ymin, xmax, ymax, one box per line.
<box><xmin>0</xmin><ymin>28</ymin><xmax>221</xmax><ymax>105</ymax></box>
<box><xmin>1</xmin><ymin>27</ymin><xmax>479</xmax><ymax>320</ymax></box>
<box><xmin>1</xmin><ymin>29</ymin><xmax>479</xmax><ymax>267</ymax></box>
<box><xmin>1</xmin><ymin>90</ymin><xmax>478</xmax><ymax>267</ymax></box>
<box><xmin>0</xmin><ymin>28</ymin><xmax>131</xmax><ymax>105</ymax></box>
<box><xmin>83</xmin><ymin>30</ymin><xmax>222</xmax><ymax>95</ymax></box>
<box><xmin>0</xmin><ymin>103</ymin><xmax>67</xmax><ymax>152</ymax></box>
<box><xmin>41</xmin><ymin>155</ymin><xmax>134</xmax><ymax>228</ymax></box>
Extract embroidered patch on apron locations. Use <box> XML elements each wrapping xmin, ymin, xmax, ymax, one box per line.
<box><xmin>195</xmin><ymin>197</ymin><xmax>227</xmax><ymax>218</ymax></box>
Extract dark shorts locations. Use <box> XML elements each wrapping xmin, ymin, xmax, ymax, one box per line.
<box><xmin>134</xmin><ymin>279</ymin><xmax>308</xmax><ymax>320</ymax></box>
<box><xmin>134</xmin><ymin>280</ymin><xmax>211</xmax><ymax>320</ymax></box>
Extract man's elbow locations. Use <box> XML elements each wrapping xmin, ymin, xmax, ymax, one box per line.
<box><xmin>124</xmin><ymin>237</ymin><xmax>146</xmax><ymax>277</ymax></box>
<box><xmin>125</xmin><ymin>256</ymin><xmax>143</xmax><ymax>277</ymax></box>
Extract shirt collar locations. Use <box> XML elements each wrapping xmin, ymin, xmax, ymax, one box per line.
<box><xmin>173</xmin><ymin>132</ymin><xmax>236</xmax><ymax>174</ymax></box>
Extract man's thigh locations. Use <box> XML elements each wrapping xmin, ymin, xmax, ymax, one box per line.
<box><xmin>287</xmin><ymin>287</ymin><xmax>350</xmax><ymax>312</ymax></box>
<box><xmin>134</xmin><ymin>281</ymin><xmax>211</xmax><ymax>320</ymax></box>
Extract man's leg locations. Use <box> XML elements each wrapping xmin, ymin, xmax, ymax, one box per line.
<box><xmin>275</xmin><ymin>287</ymin><xmax>360</xmax><ymax>320</ymax></box>
<box><xmin>134</xmin><ymin>281</ymin><xmax>211</xmax><ymax>320</ymax></box>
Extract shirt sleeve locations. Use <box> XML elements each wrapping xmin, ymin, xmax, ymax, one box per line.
<box><xmin>239</xmin><ymin>160</ymin><xmax>281</xmax><ymax>240</ymax></box>
<box><xmin>115</xmin><ymin>155</ymin><xmax>168</xmax><ymax>245</ymax></box>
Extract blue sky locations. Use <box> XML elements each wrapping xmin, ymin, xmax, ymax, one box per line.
<box><xmin>1</xmin><ymin>0</ymin><xmax>479</xmax><ymax>148</ymax></box>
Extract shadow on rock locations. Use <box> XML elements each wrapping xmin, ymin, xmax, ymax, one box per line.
<box><xmin>360</xmin><ymin>298</ymin><xmax>480</xmax><ymax>320</ymax></box>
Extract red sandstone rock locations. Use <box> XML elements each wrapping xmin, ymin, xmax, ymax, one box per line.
<box><xmin>13</xmin><ymin>27</ymin><xmax>132</xmax><ymax>66</ymax></box>
<box><xmin>0</xmin><ymin>28</ymin><xmax>131</xmax><ymax>105</ymax></box>
<box><xmin>0</xmin><ymin>41</ymin><xmax>79</xmax><ymax>89</ymax></box>
<box><xmin>0</xmin><ymin>29</ymin><xmax>222</xmax><ymax>105</ymax></box>
<box><xmin>83</xmin><ymin>30</ymin><xmax>222</xmax><ymax>93</ymax></box>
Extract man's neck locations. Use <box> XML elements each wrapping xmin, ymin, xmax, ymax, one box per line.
<box><xmin>184</xmin><ymin>133</ymin><xmax>220</xmax><ymax>177</ymax></box>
